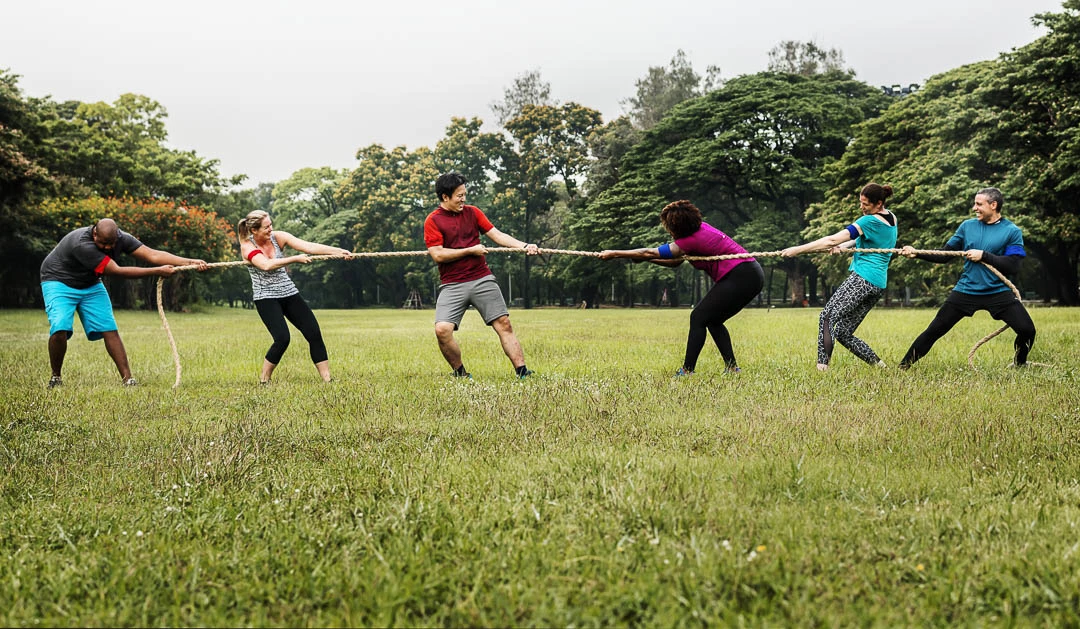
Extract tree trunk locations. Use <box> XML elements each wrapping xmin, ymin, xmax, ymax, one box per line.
<box><xmin>787</xmin><ymin>268</ymin><xmax>805</xmax><ymax>306</ymax></box>
<box><xmin>766</xmin><ymin>266</ymin><xmax>773</xmax><ymax>306</ymax></box>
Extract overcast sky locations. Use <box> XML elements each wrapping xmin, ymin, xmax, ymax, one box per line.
<box><xmin>3</xmin><ymin>0</ymin><xmax>1062</xmax><ymax>185</ymax></box>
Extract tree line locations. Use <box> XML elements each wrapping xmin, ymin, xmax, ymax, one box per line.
<box><xmin>3</xmin><ymin>1</ymin><xmax>1078</xmax><ymax>310</ymax></box>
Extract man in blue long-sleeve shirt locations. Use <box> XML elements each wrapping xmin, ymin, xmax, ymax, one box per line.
<box><xmin>898</xmin><ymin>187</ymin><xmax>1036</xmax><ymax>369</ymax></box>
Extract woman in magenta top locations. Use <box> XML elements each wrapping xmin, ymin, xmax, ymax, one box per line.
<box><xmin>601</xmin><ymin>200</ymin><xmax>764</xmax><ymax>375</ymax></box>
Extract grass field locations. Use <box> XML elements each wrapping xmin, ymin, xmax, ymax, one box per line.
<box><xmin>2</xmin><ymin>305</ymin><xmax>1078</xmax><ymax>626</ymax></box>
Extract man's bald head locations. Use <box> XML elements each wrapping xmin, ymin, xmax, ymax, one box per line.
<box><xmin>92</xmin><ymin>218</ymin><xmax>119</xmax><ymax>251</ymax></box>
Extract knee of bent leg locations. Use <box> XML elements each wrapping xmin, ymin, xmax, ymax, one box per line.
<box><xmin>434</xmin><ymin>321</ymin><xmax>456</xmax><ymax>341</ymax></box>
<box><xmin>689</xmin><ymin>309</ymin><xmax>710</xmax><ymax>328</ymax></box>
<box><xmin>491</xmin><ymin>315</ymin><xmax>513</xmax><ymax>335</ymax></box>
<box><xmin>271</xmin><ymin>329</ymin><xmax>291</xmax><ymax>349</ymax></box>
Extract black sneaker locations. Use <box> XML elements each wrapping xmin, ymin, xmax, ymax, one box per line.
<box><xmin>47</xmin><ymin>375</ymin><xmax>63</xmax><ymax>389</ymax></box>
<box><xmin>452</xmin><ymin>371</ymin><xmax>473</xmax><ymax>380</ymax></box>
<box><xmin>517</xmin><ymin>368</ymin><xmax>534</xmax><ymax>380</ymax></box>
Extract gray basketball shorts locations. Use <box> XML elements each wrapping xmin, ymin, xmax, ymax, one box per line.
<box><xmin>435</xmin><ymin>275</ymin><xmax>509</xmax><ymax>329</ymax></box>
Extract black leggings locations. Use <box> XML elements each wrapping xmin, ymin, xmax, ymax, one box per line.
<box><xmin>254</xmin><ymin>294</ymin><xmax>328</xmax><ymax>365</ymax></box>
<box><xmin>684</xmin><ymin>261</ymin><xmax>765</xmax><ymax>371</ymax></box>
<box><xmin>900</xmin><ymin>291</ymin><xmax>1036</xmax><ymax>367</ymax></box>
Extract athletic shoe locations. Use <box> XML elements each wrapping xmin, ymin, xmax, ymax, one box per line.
<box><xmin>674</xmin><ymin>367</ymin><xmax>694</xmax><ymax>377</ymax></box>
<box><xmin>122</xmin><ymin>377</ymin><xmax>138</xmax><ymax>387</ymax></box>
<box><xmin>452</xmin><ymin>371</ymin><xmax>473</xmax><ymax>380</ymax></box>
<box><xmin>724</xmin><ymin>367</ymin><xmax>742</xmax><ymax>374</ymax></box>
<box><xmin>47</xmin><ymin>375</ymin><xmax>63</xmax><ymax>389</ymax></box>
<box><xmin>517</xmin><ymin>368</ymin><xmax>534</xmax><ymax>380</ymax></box>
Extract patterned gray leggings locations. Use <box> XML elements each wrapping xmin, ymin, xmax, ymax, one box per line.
<box><xmin>818</xmin><ymin>272</ymin><xmax>884</xmax><ymax>366</ymax></box>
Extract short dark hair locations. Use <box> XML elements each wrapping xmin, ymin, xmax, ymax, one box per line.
<box><xmin>976</xmin><ymin>187</ymin><xmax>1004</xmax><ymax>213</ymax></box>
<box><xmin>659</xmin><ymin>200</ymin><xmax>703</xmax><ymax>239</ymax></box>
<box><xmin>435</xmin><ymin>172</ymin><xmax>468</xmax><ymax>202</ymax></box>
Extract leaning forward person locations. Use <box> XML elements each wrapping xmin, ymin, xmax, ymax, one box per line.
<box><xmin>600</xmin><ymin>200</ymin><xmax>764</xmax><ymax>376</ymax></box>
<box><xmin>40</xmin><ymin>218</ymin><xmax>207</xmax><ymax>388</ymax></box>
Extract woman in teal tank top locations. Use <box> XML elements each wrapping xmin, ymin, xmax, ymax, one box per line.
<box><xmin>781</xmin><ymin>183</ymin><xmax>898</xmax><ymax>371</ymax></box>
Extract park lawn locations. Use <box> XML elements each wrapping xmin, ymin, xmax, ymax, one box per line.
<box><xmin>1</xmin><ymin>306</ymin><xmax>1078</xmax><ymax>626</ymax></box>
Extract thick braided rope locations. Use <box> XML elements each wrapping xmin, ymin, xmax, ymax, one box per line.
<box><xmin>156</xmin><ymin>246</ymin><xmax>1022</xmax><ymax>386</ymax></box>
<box><xmin>156</xmin><ymin>278</ymin><xmax>182</xmax><ymax>388</ymax></box>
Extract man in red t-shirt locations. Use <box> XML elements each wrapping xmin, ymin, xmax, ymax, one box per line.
<box><xmin>423</xmin><ymin>172</ymin><xmax>539</xmax><ymax>379</ymax></box>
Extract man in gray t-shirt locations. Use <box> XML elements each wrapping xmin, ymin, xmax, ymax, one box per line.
<box><xmin>40</xmin><ymin>218</ymin><xmax>207</xmax><ymax>388</ymax></box>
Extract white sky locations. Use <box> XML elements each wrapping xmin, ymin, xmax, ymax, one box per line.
<box><xmin>2</xmin><ymin>0</ymin><xmax>1061</xmax><ymax>185</ymax></box>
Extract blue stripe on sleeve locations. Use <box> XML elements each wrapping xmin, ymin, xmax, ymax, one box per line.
<box><xmin>1004</xmin><ymin>245</ymin><xmax>1026</xmax><ymax>257</ymax></box>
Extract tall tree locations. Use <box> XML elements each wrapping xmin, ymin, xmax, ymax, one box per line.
<box><xmin>271</xmin><ymin>167</ymin><xmax>348</xmax><ymax>232</ymax></box>
<box><xmin>0</xmin><ymin>70</ymin><xmax>54</xmax><ymax>215</ymax></box>
<box><xmin>623</xmin><ymin>49</ymin><xmax>722</xmax><ymax>130</ymax></box>
<box><xmin>490</xmin><ymin>70</ymin><xmax>553</xmax><ymax>128</ymax></box>
<box><xmin>501</xmin><ymin>102</ymin><xmax>603</xmax><ymax>308</ymax></box>
<box><xmin>337</xmin><ymin>144</ymin><xmax>439</xmax><ymax>307</ymax></box>
<box><xmin>807</xmin><ymin>62</ymin><xmax>1002</xmax><ymax>302</ymax></box>
<box><xmin>45</xmin><ymin>93</ymin><xmax>242</xmax><ymax>204</ymax></box>
<box><xmin>578</xmin><ymin>72</ymin><xmax>889</xmax><ymax>306</ymax></box>
<box><xmin>433</xmin><ymin>116</ymin><xmax>512</xmax><ymax>210</ymax></box>
<box><xmin>810</xmin><ymin>1</ymin><xmax>1080</xmax><ymax>306</ymax></box>
<box><xmin>989</xmin><ymin>0</ymin><xmax>1080</xmax><ymax>304</ymax></box>
<box><xmin>767</xmin><ymin>40</ymin><xmax>850</xmax><ymax>77</ymax></box>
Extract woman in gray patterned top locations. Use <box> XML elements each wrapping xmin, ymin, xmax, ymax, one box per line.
<box><xmin>237</xmin><ymin>210</ymin><xmax>352</xmax><ymax>384</ymax></box>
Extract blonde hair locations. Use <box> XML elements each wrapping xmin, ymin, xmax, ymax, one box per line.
<box><xmin>237</xmin><ymin>210</ymin><xmax>269</xmax><ymax>243</ymax></box>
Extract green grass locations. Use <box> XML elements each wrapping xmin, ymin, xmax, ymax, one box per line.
<box><xmin>2</xmin><ymin>305</ymin><xmax>1079</xmax><ymax>626</ymax></box>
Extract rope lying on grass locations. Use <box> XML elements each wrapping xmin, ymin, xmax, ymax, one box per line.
<box><xmin>156</xmin><ymin>247</ymin><xmax>1024</xmax><ymax>387</ymax></box>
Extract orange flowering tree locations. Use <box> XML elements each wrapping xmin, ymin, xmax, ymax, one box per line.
<box><xmin>26</xmin><ymin>196</ymin><xmax>235</xmax><ymax>310</ymax></box>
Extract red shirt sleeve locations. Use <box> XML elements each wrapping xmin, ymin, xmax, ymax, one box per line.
<box><xmin>246</xmin><ymin>249</ymin><xmax>263</xmax><ymax>261</ymax></box>
<box><xmin>423</xmin><ymin>212</ymin><xmax>444</xmax><ymax>248</ymax></box>
<box><xmin>472</xmin><ymin>206</ymin><xmax>494</xmax><ymax>234</ymax></box>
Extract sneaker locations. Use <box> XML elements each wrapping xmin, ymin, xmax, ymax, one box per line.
<box><xmin>674</xmin><ymin>367</ymin><xmax>694</xmax><ymax>377</ymax></box>
<box><xmin>452</xmin><ymin>371</ymin><xmax>473</xmax><ymax>380</ymax></box>
<box><xmin>47</xmin><ymin>375</ymin><xmax>63</xmax><ymax>389</ymax></box>
<box><xmin>122</xmin><ymin>377</ymin><xmax>137</xmax><ymax>387</ymax></box>
<box><xmin>517</xmin><ymin>368</ymin><xmax>534</xmax><ymax>380</ymax></box>
<box><xmin>724</xmin><ymin>366</ymin><xmax>742</xmax><ymax>374</ymax></box>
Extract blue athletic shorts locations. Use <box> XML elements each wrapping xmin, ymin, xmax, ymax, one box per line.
<box><xmin>41</xmin><ymin>281</ymin><xmax>117</xmax><ymax>341</ymax></box>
